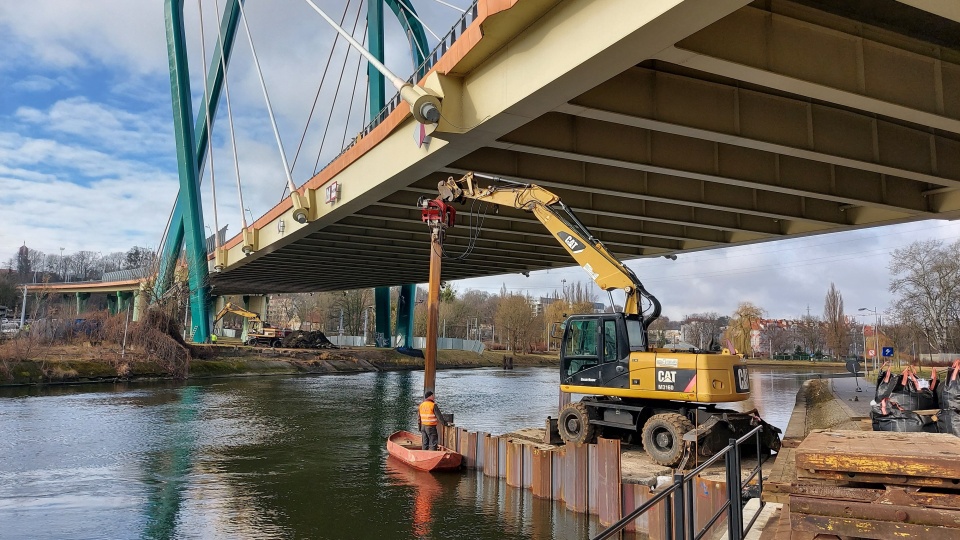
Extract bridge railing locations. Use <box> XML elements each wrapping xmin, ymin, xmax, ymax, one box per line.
<box><xmin>593</xmin><ymin>425</ymin><xmax>768</xmax><ymax>540</ymax></box>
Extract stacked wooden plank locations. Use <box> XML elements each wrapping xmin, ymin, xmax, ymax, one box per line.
<box><xmin>789</xmin><ymin>430</ymin><xmax>960</xmax><ymax>540</ymax></box>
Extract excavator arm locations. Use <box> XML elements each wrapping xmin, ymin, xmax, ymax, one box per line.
<box><xmin>213</xmin><ymin>302</ymin><xmax>262</xmax><ymax>324</ymax></box>
<box><xmin>436</xmin><ymin>173</ymin><xmax>662</xmax><ymax>333</ymax></box>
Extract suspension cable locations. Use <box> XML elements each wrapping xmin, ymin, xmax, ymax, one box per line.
<box><xmin>290</xmin><ymin>0</ymin><xmax>354</xmax><ymax>174</ymax></box>
<box><xmin>213</xmin><ymin>0</ymin><xmax>248</xmax><ymax>230</ymax></box>
<box><xmin>427</xmin><ymin>0</ymin><xmax>466</xmax><ymax>12</ymax></box>
<box><xmin>312</xmin><ymin>0</ymin><xmax>365</xmax><ymax>175</ymax></box>
<box><xmin>396</xmin><ymin>1</ymin><xmax>441</xmax><ymax>42</ymax></box>
<box><xmin>340</xmin><ymin>24</ymin><xmax>369</xmax><ymax>149</ymax></box>
<box><xmin>197</xmin><ymin>0</ymin><xmax>221</xmax><ymax>251</ymax></box>
<box><xmin>362</xmin><ymin>72</ymin><xmax>369</xmax><ymax>126</ymax></box>
<box><xmin>301</xmin><ymin>0</ymin><xmax>406</xmax><ymax>90</ymax></box>
<box><xmin>237</xmin><ymin>0</ymin><xmax>299</xmax><ymax>196</ymax></box>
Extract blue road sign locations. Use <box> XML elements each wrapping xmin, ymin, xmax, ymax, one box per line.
<box><xmin>882</xmin><ymin>347</ymin><xmax>894</xmax><ymax>357</ymax></box>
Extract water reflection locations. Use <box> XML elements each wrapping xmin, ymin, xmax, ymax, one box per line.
<box><xmin>0</xmin><ymin>366</ymin><xmax>829</xmax><ymax>539</ymax></box>
<box><xmin>141</xmin><ymin>386</ymin><xmax>198</xmax><ymax>539</ymax></box>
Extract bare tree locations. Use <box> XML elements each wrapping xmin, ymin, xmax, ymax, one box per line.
<box><xmin>42</xmin><ymin>254</ymin><xmax>60</xmax><ymax>280</ymax></box>
<box><xmin>103</xmin><ymin>252</ymin><xmax>126</xmax><ymax>274</ymax></box>
<box><xmin>72</xmin><ymin>251</ymin><xmax>97</xmax><ymax>281</ymax></box>
<box><xmin>564</xmin><ymin>280</ymin><xmax>597</xmax><ymax>307</ymax></box>
<box><xmin>882</xmin><ymin>311</ymin><xmax>916</xmax><ymax>367</ymax></box>
<box><xmin>496</xmin><ymin>294</ymin><xmax>538</xmax><ymax>352</ymax></box>
<box><xmin>795</xmin><ymin>315</ymin><xmax>824</xmax><ymax>355</ymax></box>
<box><xmin>647</xmin><ymin>315</ymin><xmax>671</xmax><ymax>348</ymax></box>
<box><xmin>335</xmin><ymin>289</ymin><xmax>373</xmax><ymax>336</ymax></box>
<box><xmin>125</xmin><ymin>247</ymin><xmax>156</xmax><ymax>270</ymax></box>
<box><xmin>823</xmin><ymin>283</ymin><xmax>851</xmax><ymax>358</ymax></box>
<box><xmin>759</xmin><ymin>321</ymin><xmax>791</xmax><ymax>357</ymax></box>
<box><xmin>682</xmin><ymin>312</ymin><xmax>725</xmax><ymax>349</ymax></box>
<box><xmin>889</xmin><ymin>239</ymin><xmax>960</xmax><ymax>352</ymax></box>
<box><xmin>27</xmin><ymin>248</ymin><xmax>45</xmax><ymax>280</ymax></box>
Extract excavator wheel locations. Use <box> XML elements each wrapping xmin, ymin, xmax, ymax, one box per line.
<box><xmin>641</xmin><ymin>413</ymin><xmax>695</xmax><ymax>467</ymax></box>
<box><xmin>558</xmin><ymin>401</ymin><xmax>596</xmax><ymax>445</ymax></box>
<box><xmin>271</xmin><ymin>339</ymin><xmax>282</xmax><ymax>348</ymax></box>
<box><xmin>246</xmin><ymin>338</ymin><xmax>258</xmax><ymax>346</ymax></box>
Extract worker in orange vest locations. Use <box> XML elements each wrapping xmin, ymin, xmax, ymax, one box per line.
<box><xmin>418</xmin><ymin>390</ymin><xmax>451</xmax><ymax>451</ymax></box>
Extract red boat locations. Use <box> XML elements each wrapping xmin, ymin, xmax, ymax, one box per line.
<box><xmin>386</xmin><ymin>430</ymin><xmax>463</xmax><ymax>472</ymax></box>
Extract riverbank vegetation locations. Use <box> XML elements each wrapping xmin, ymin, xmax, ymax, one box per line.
<box><xmin>0</xmin><ymin>306</ymin><xmax>557</xmax><ymax>386</ymax></box>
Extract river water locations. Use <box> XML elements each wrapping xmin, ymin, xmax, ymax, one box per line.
<box><xmin>0</xmin><ymin>366</ymin><xmax>836</xmax><ymax>539</ymax></box>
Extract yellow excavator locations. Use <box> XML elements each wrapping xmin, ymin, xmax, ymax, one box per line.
<box><xmin>213</xmin><ymin>302</ymin><xmax>288</xmax><ymax>347</ymax></box>
<box><xmin>434</xmin><ymin>173</ymin><xmax>780</xmax><ymax>467</ymax></box>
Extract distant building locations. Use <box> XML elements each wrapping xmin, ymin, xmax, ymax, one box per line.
<box><xmin>663</xmin><ymin>329</ymin><xmax>682</xmax><ymax>344</ymax></box>
<box><xmin>531</xmin><ymin>296</ymin><xmax>559</xmax><ymax>317</ymax></box>
<box><xmin>531</xmin><ymin>296</ymin><xmax>605</xmax><ymax>316</ymax></box>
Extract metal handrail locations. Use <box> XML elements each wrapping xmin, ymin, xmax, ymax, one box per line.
<box><xmin>592</xmin><ymin>424</ymin><xmax>767</xmax><ymax>540</ymax></box>
<box><xmin>594</xmin><ymin>473</ymin><xmax>685</xmax><ymax>540</ymax></box>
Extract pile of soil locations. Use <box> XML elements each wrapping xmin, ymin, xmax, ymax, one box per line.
<box><xmin>281</xmin><ymin>330</ymin><xmax>337</xmax><ymax>349</ymax></box>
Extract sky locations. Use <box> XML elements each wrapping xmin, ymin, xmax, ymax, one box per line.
<box><xmin>1</xmin><ymin>0</ymin><xmax>959</xmax><ymax>322</ymax></box>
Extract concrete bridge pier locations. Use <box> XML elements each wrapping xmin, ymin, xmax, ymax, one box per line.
<box><xmin>132</xmin><ymin>289</ymin><xmax>146</xmax><ymax>322</ymax></box>
<box><xmin>75</xmin><ymin>292</ymin><xmax>90</xmax><ymax>315</ymax></box>
<box><xmin>117</xmin><ymin>292</ymin><xmax>134</xmax><ymax>315</ymax></box>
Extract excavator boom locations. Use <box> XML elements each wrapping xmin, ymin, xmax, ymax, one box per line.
<box><xmin>437</xmin><ymin>173</ymin><xmax>661</xmax><ymax>334</ymax></box>
<box><xmin>213</xmin><ymin>302</ymin><xmax>262</xmax><ymax>324</ymax></box>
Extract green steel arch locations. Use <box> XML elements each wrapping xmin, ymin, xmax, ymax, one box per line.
<box><xmin>370</xmin><ymin>0</ymin><xmax>429</xmax><ymax>349</ymax></box>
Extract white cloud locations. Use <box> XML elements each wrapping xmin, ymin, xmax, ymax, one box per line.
<box><xmin>10</xmin><ymin>75</ymin><xmax>60</xmax><ymax>92</ymax></box>
<box><xmin>0</xmin><ymin>1</ymin><xmax>168</xmax><ymax>74</ymax></box>
<box><xmin>14</xmin><ymin>97</ymin><xmax>172</xmax><ymax>156</ymax></box>
<box><xmin>0</xmin><ymin>130</ymin><xmax>178</xmax><ymax>255</ymax></box>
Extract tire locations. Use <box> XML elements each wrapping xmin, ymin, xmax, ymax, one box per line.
<box><xmin>558</xmin><ymin>401</ymin><xmax>596</xmax><ymax>445</ymax></box>
<box><xmin>642</xmin><ymin>413</ymin><xmax>695</xmax><ymax>467</ymax></box>
<box><xmin>271</xmin><ymin>339</ymin><xmax>282</xmax><ymax>348</ymax></box>
<box><xmin>246</xmin><ymin>338</ymin><xmax>258</xmax><ymax>346</ymax></box>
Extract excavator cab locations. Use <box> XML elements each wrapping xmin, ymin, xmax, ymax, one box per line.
<box><xmin>560</xmin><ymin>313</ymin><xmax>643</xmax><ymax>390</ymax></box>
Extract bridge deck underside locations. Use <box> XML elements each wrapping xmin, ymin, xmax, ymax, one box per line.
<box><xmin>210</xmin><ymin>0</ymin><xmax>960</xmax><ymax>294</ymax></box>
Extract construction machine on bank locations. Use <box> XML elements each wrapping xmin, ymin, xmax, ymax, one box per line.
<box><xmin>213</xmin><ymin>302</ymin><xmax>289</xmax><ymax>347</ymax></box>
<box><xmin>429</xmin><ymin>173</ymin><xmax>781</xmax><ymax>467</ymax></box>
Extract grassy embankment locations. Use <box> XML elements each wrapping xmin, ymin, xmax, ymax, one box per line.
<box><xmin>0</xmin><ymin>342</ymin><xmax>557</xmax><ymax>386</ymax></box>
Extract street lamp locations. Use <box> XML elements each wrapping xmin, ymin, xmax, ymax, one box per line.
<box><xmin>858</xmin><ymin>307</ymin><xmax>880</xmax><ymax>376</ymax></box>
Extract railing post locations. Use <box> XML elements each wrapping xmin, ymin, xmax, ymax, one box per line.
<box><xmin>684</xmin><ymin>476</ymin><xmax>696</xmax><ymax>540</ymax></box>
<box><xmin>672</xmin><ymin>473</ymin><xmax>686</xmax><ymax>540</ymax></box>
<box><xmin>725</xmin><ymin>439</ymin><xmax>743</xmax><ymax>540</ymax></box>
<box><xmin>665</xmin><ymin>488</ymin><xmax>674</xmax><ymax>540</ymax></box>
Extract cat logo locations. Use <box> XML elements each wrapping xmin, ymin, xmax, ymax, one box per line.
<box><xmin>657</xmin><ymin>370</ymin><xmax>677</xmax><ymax>383</ymax></box>
<box><xmin>557</xmin><ymin>232</ymin><xmax>585</xmax><ymax>253</ymax></box>
<box><xmin>734</xmin><ymin>366</ymin><xmax>750</xmax><ymax>393</ymax></box>
<box><xmin>656</xmin><ymin>368</ymin><xmax>677</xmax><ymax>390</ymax></box>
